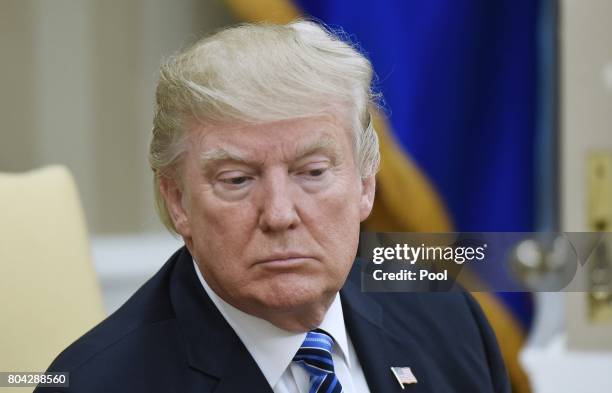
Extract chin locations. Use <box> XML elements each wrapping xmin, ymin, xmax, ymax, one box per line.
<box><xmin>252</xmin><ymin>275</ymin><xmax>337</xmax><ymax>313</ymax></box>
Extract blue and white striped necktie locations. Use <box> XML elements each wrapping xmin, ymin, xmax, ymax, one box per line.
<box><xmin>293</xmin><ymin>329</ymin><xmax>343</xmax><ymax>393</ymax></box>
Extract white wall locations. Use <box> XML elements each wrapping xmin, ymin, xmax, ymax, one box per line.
<box><xmin>0</xmin><ymin>0</ymin><xmax>235</xmax><ymax>234</ymax></box>
<box><xmin>561</xmin><ymin>0</ymin><xmax>612</xmax><ymax>351</ymax></box>
<box><xmin>521</xmin><ymin>1</ymin><xmax>612</xmax><ymax>392</ymax></box>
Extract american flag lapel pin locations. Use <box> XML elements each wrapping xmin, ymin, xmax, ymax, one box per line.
<box><xmin>390</xmin><ymin>366</ymin><xmax>418</xmax><ymax>389</ymax></box>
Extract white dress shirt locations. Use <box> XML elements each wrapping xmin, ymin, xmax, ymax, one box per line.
<box><xmin>193</xmin><ymin>260</ymin><xmax>371</xmax><ymax>393</ymax></box>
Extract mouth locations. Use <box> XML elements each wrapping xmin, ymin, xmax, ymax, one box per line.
<box><xmin>254</xmin><ymin>254</ymin><xmax>314</xmax><ymax>269</ymax></box>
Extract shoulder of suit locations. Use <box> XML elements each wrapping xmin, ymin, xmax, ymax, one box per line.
<box><xmin>346</xmin><ymin>259</ymin><xmax>483</xmax><ymax>336</ymax></box>
<box><xmin>46</xmin><ymin>248</ymin><xmax>185</xmax><ymax>374</ymax></box>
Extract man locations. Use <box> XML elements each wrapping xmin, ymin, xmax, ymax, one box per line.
<box><xmin>38</xmin><ymin>21</ymin><xmax>509</xmax><ymax>392</ymax></box>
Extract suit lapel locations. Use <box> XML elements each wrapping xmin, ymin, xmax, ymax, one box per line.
<box><xmin>169</xmin><ymin>248</ymin><xmax>432</xmax><ymax>393</ymax></box>
<box><xmin>169</xmin><ymin>248</ymin><xmax>273</xmax><ymax>393</ymax></box>
<box><xmin>340</xmin><ymin>273</ymin><xmax>433</xmax><ymax>393</ymax></box>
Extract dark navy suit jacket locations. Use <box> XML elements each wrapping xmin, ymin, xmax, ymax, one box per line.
<box><xmin>37</xmin><ymin>246</ymin><xmax>510</xmax><ymax>392</ymax></box>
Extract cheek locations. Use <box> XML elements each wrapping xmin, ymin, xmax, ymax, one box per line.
<box><xmin>189</xmin><ymin>194</ymin><xmax>257</xmax><ymax>258</ymax></box>
<box><xmin>304</xmin><ymin>178</ymin><xmax>362</xmax><ymax>253</ymax></box>
<box><xmin>317</xmin><ymin>176</ymin><xmax>362</xmax><ymax>222</ymax></box>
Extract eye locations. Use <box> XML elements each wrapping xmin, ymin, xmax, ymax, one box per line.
<box><xmin>216</xmin><ymin>171</ymin><xmax>254</xmax><ymax>190</ymax></box>
<box><xmin>221</xmin><ymin>176</ymin><xmax>250</xmax><ymax>185</ymax></box>
<box><xmin>308</xmin><ymin>168</ymin><xmax>325</xmax><ymax>177</ymax></box>
<box><xmin>296</xmin><ymin>163</ymin><xmax>330</xmax><ymax>180</ymax></box>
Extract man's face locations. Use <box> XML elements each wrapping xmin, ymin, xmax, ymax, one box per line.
<box><xmin>161</xmin><ymin>114</ymin><xmax>375</xmax><ymax>327</ymax></box>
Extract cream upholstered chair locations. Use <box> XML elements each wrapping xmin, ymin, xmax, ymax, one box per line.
<box><xmin>0</xmin><ymin>166</ymin><xmax>104</xmax><ymax>383</ymax></box>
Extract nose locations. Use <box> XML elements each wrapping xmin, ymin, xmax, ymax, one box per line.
<box><xmin>258</xmin><ymin>171</ymin><xmax>300</xmax><ymax>233</ymax></box>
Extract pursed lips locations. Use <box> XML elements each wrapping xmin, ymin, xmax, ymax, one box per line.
<box><xmin>253</xmin><ymin>253</ymin><xmax>313</xmax><ymax>267</ymax></box>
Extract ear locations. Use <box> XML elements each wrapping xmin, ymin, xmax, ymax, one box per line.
<box><xmin>359</xmin><ymin>174</ymin><xmax>376</xmax><ymax>221</ymax></box>
<box><xmin>159</xmin><ymin>176</ymin><xmax>191</xmax><ymax>238</ymax></box>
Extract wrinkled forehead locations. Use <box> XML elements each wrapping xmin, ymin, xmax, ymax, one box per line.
<box><xmin>186</xmin><ymin>114</ymin><xmax>355</xmax><ymax>165</ymax></box>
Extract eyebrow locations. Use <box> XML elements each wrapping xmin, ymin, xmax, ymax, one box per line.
<box><xmin>199</xmin><ymin>148</ymin><xmax>254</xmax><ymax>177</ymax></box>
<box><xmin>199</xmin><ymin>136</ymin><xmax>343</xmax><ymax>172</ymax></box>
<box><xmin>200</xmin><ymin>149</ymin><xmax>248</xmax><ymax>167</ymax></box>
<box><xmin>294</xmin><ymin>137</ymin><xmax>343</xmax><ymax>165</ymax></box>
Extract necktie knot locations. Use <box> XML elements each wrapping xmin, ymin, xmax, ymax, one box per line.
<box><xmin>293</xmin><ymin>329</ymin><xmax>343</xmax><ymax>393</ymax></box>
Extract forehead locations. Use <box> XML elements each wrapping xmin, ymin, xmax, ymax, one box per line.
<box><xmin>187</xmin><ymin>115</ymin><xmax>353</xmax><ymax>161</ymax></box>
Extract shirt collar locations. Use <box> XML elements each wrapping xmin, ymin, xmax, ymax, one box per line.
<box><xmin>318</xmin><ymin>291</ymin><xmax>351</xmax><ymax>368</ymax></box>
<box><xmin>192</xmin><ymin>259</ymin><xmax>351</xmax><ymax>387</ymax></box>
